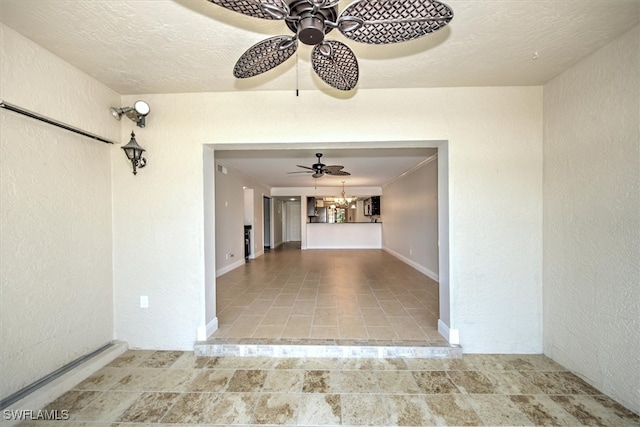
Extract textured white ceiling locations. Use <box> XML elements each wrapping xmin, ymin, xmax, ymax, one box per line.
<box><xmin>216</xmin><ymin>148</ymin><xmax>438</xmax><ymax>187</ymax></box>
<box><xmin>1</xmin><ymin>0</ymin><xmax>638</xmax><ymax>94</ymax></box>
<box><xmin>1</xmin><ymin>0</ymin><xmax>637</xmax><ymax>188</ymax></box>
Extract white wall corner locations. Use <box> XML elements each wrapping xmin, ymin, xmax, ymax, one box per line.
<box><xmin>384</xmin><ymin>248</ymin><xmax>439</xmax><ymax>282</ymax></box>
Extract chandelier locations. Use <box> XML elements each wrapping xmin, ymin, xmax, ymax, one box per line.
<box><xmin>332</xmin><ymin>181</ymin><xmax>356</xmax><ymax>209</ymax></box>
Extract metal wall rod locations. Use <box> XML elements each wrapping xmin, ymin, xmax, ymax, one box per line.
<box><xmin>0</xmin><ymin>99</ymin><xmax>116</xmax><ymax>145</ymax></box>
<box><xmin>0</xmin><ymin>341</ymin><xmax>115</xmax><ymax>410</ymax></box>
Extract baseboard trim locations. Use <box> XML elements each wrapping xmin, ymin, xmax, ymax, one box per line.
<box><xmin>438</xmin><ymin>319</ymin><xmax>450</xmax><ymax>342</ymax></box>
<box><xmin>384</xmin><ymin>248</ymin><xmax>439</xmax><ymax>282</ymax></box>
<box><xmin>216</xmin><ymin>259</ymin><xmax>246</xmax><ymax>277</ymax></box>
<box><xmin>206</xmin><ymin>317</ymin><xmax>219</xmax><ymax>339</ymax></box>
<box><xmin>438</xmin><ymin>319</ymin><xmax>459</xmax><ymax>345</ymax></box>
<box><xmin>1</xmin><ymin>341</ymin><xmax>127</xmax><ymax>426</ymax></box>
<box><xmin>252</xmin><ymin>249</ymin><xmax>265</xmax><ymax>259</ymax></box>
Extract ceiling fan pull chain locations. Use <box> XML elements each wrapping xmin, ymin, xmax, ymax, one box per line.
<box><xmin>296</xmin><ymin>52</ymin><xmax>299</xmax><ymax>96</ymax></box>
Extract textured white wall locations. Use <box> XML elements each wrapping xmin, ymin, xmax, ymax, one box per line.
<box><xmin>112</xmin><ymin>86</ymin><xmax>542</xmax><ymax>353</ymax></box>
<box><xmin>0</xmin><ymin>24</ymin><xmax>119</xmax><ymax>399</ymax></box>
<box><xmin>383</xmin><ymin>157</ymin><xmax>439</xmax><ymax>280</ymax></box>
<box><xmin>543</xmin><ymin>25</ymin><xmax>640</xmax><ymax>413</ymax></box>
<box><xmin>215</xmin><ymin>162</ymin><xmax>249</xmax><ymax>271</ymax></box>
<box><xmin>273</xmin><ymin>199</ymin><xmax>284</xmax><ymax>247</ymax></box>
<box><xmin>215</xmin><ymin>160</ymin><xmax>271</xmax><ymax>271</ymax></box>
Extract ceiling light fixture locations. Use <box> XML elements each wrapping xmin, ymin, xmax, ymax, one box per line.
<box><xmin>206</xmin><ymin>0</ymin><xmax>454</xmax><ymax>91</ymax></box>
<box><xmin>121</xmin><ymin>131</ymin><xmax>147</xmax><ymax>175</ymax></box>
<box><xmin>333</xmin><ymin>181</ymin><xmax>356</xmax><ymax>208</ymax></box>
<box><xmin>110</xmin><ymin>100</ymin><xmax>150</xmax><ymax>128</ymax></box>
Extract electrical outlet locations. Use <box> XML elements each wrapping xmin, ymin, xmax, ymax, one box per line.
<box><xmin>140</xmin><ymin>296</ymin><xmax>149</xmax><ymax>308</ymax></box>
<box><xmin>225</xmin><ymin>253</ymin><xmax>229</xmax><ymax>260</ymax></box>
<box><xmin>409</xmin><ymin>249</ymin><xmax>413</xmax><ymax>255</ymax></box>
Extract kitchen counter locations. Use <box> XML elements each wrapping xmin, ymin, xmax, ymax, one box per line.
<box><xmin>306</xmin><ymin>222</ymin><xmax>382</xmax><ymax>249</ymax></box>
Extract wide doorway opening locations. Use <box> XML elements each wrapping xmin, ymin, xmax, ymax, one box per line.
<box><xmin>204</xmin><ymin>141</ymin><xmax>450</xmax><ymax>344</ymax></box>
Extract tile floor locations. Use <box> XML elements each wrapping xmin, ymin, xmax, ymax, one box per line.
<box><xmin>27</xmin><ymin>350</ymin><xmax>640</xmax><ymax>426</ymax></box>
<box><xmin>212</xmin><ymin>243</ymin><xmax>441</xmax><ymax>343</ymax></box>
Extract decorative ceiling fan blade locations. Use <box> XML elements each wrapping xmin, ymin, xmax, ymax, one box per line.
<box><xmin>206</xmin><ymin>0</ymin><xmax>289</xmax><ymax>20</ymax></box>
<box><xmin>295</xmin><ymin>164</ymin><xmax>316</xmax><ymax>171</ymax></box>
<box><xmin>287</xmin><ymin>170</ymin><xmax>313</xmax><ymax>174</ymax></box>
<box><xmin>311</xmin><ymin>40</ymin><xmax>359</xmax><ymax>91</ymax></box>
<box><xmin>234</xmin><ymin>36</ymin><xmax>298</xmax><ymax>78</ymax></box>
<box><xmin>325</xmin><ymin>169</ymin><xmax>351</xmax><ymax>176</ymax></box>
<box><xmin>337</xmin><ymin>0</ymin><xmax>453</xmax><ymax>44</ymax></box>
<box><xmin>323</xmin><ymin>165</ymin><xmax>346</xmax><ymax>172</ymax></box>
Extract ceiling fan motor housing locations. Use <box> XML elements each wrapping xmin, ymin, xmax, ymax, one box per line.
<box><xmin>286</xmin><ymin>0</ymin><xmax>337</xmax><ymax>45</ymax></box>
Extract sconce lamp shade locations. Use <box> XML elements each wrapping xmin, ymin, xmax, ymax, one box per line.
<box><xmin>122</xmin><ymin>131</ymin><xmax>147</xmax><ymax>175</ymax></box>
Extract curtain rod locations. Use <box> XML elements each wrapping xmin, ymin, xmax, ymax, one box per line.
<box><xmin>0</xmin><ymin>99</ymin><xmax>116</xmax><ymax>145</ymax></box>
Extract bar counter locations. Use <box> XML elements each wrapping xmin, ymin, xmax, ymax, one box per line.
<box><xmin>306</xmin><ymin>222</ymin><xmax>382</xmax><ymax>249</ymax></box>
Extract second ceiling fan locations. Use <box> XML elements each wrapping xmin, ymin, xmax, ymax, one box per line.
<box><xmin>206</xmin><ymin>0</ymin><xmax>454</xmax><ymax>91</ymax></box>
<box><xmin>288</xmin><ymin>153</ymin><xmax>351</xmax><ymax>178</ymax></box>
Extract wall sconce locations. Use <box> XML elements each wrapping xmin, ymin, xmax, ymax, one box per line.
<box><xmin>110</xmin><ymin>100</ymin><xmax>150</xmax><ymax>128</ymax></box>
<box><xmin>121</xmin><ymin>131</ymin><xmax>147</xmax><ymax>175</ymax></box>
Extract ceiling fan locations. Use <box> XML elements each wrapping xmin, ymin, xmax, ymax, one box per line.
<box><xmin>287</xmin><ymin>153</ymin><xmax>351</xmax><ymax>178</ymax></box>
<box><xmin>206</xmin><ymin>0</ymin><xmax>454</xmax><ymax>91</ymax></box>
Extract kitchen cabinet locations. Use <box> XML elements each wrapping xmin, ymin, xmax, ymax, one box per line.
<box><xmin>307</xmin><ymin>197</ymin><xmax>316</xmax><ymax>217</ymax></box>
<box><xmin>364</xmin><ymin>196</ymin><xmax>381</xmax><ymax>216</ymax></box>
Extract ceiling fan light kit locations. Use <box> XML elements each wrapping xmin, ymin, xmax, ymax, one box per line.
<box><xmin>206</xmin><ymin>0</ymin><xmax>454</xmax><ymax>91</ymax></box>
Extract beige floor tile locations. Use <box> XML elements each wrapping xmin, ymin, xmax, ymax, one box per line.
<box><xmin>143</xmin><ymin>368</ymin><xmax>201</xmax><ymax>392</ymax></box>
<box><xmin>341</xmin><ymin>394</ymin><xmax>390</xmax><ymax>426</ymax></box>
<box><xmin>468</xmin><ymin>394</ymin><xmax>535</xmax><ymax>425</ymax></box>
<box><xmin>72</xmin><ymin>390</ymin><xmax>142</xmax><ymax>422</ymax></box>
<box><xmin>313</xmin><ymin>307</ymin><xmax>338</xmax><ymax>326</ymax></box>
<box><xmin>281</xmin><ymin>315</ymin><xmax>312</xmax><ymax>338</ymax></box>
<box><xmin>252</xmin><ymin>393</ymin><xmax>299</xmax><ymax>425</ymax></box>
<box><xmin>262</xmin><ymin>369</ymin><xmax>304</xmax><ymax>393</ymax></box>
<box><xmin>108</xmin><ymin>368</ymin><xmax>160</xmax><ymax>391</ymax></box>
<box><xmin>36</xmin><ymin>351</ymin><xmax>639</xmax><ymax>427</ymax></box>
<box><xmin>310</xmin><ymin>326</ymin><xmax>339</xmax><ymax>338</ymax></box>
<box><xmin>425</xmin><ymin>394</ymin><xmax>484</xmax><ymax>426</ymax></box>
<box><xmin>245</xmin><ymin>299</ymin><xmax>274</xmax><ymax>316</ymax></box>
<box><xmin>72</xmin><ymin>367</ymin><xmax>127</xmax><ymax>391</ymax></box>
<box><xmin>386</xmin><ymin>395</ymin><xmax>438</xmax><ymax>426</ymax></box>
<box><xmin>160</xmin><ymin>392</ymin><xmax>222</xmax><ymax>424</ymax></box>
<box><xmin>508</xmin><ymin>394</ymin><xmax>585</xmax><ymax>426</ymax></box>
<box><xmin>227</xmin><ymin>369</ymin><xmax>268</xmax><ymax>392</ymax></box>
<box><xmin>376</xmin><ymin>371</ymin><xmax>421</xmax><ymax>393</ymax></box>
<box><xmin>339</xmin><ymin>370</ymin><xmax>380</xmax><ymax>393</ymax></box>
<box><xmin>360</xmin><ymin>307</ymin><xmax>390</xmax><ymax>327</ymax></box>
<box><xmin>211</xmin><ymin>245</ymin><xmax>442</xmax><ymax>342</ymax></box>
<box><xmin>115</xmin><ymin>391</ymin><xmax>181</xmax><ymax>423</ymax></box>
<box><xmin>205</xmin><ymin>392</ymin><xmax>260</xmax><ymax>424</ymax></box>
<box><xmin>187</xmin><ymin>369</ymin><xmax>234</xmax><ymax>392</ymax></box>
<box><xmin>297</xmin><ymin>394</ymin><xmax>342</xmax><ymax>426</ymax></box>
<box><xmin>259</xmin><ymin>306</ymin><xmax>290</xmax><ymax>325</ymax></box>
<box><xmin>252</xmin><ymin>324</ymin><xmax>285</xmax><ymax>338</ymax></box>
<box><xmin>291</xmin><ymin>299</ymin><xmax>316</xmax><ymax>315</ymax></box>
<box><xmin>302</xmin><ymin>370</ymin><xmax>341</xmax><ymax>393</ymax></box>
<box><xmin>106</xmin><ymin>350</ymin><xmax>155</xmax><ymax>368</ymax></box>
